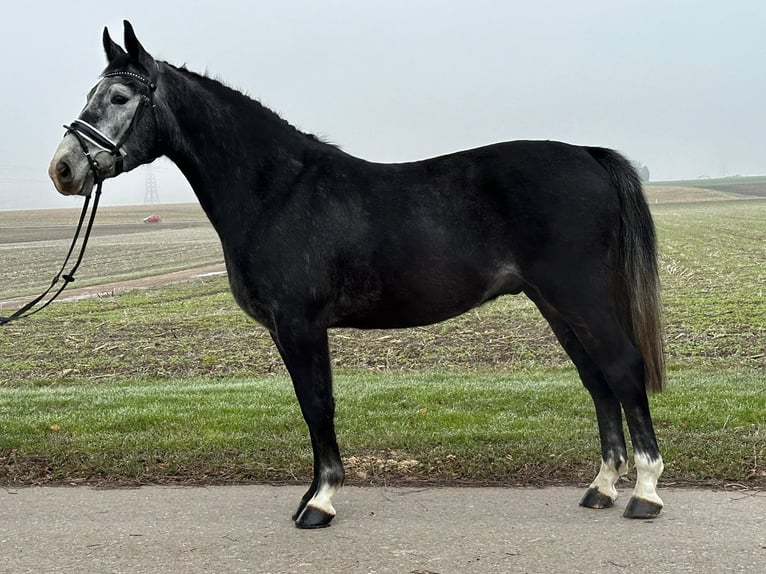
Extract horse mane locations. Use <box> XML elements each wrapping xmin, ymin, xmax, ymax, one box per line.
<box><xmin>168</xmin><ymin>63</ymin><xmax>338</xmax><ymax>149</ymax></box>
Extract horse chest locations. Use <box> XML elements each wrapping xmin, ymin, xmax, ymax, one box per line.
<box><xmin>223</xmin><ymin>246</ymin><xmax>333</xmax><ymax>330</ymax></box>
<box><xmin>223</xmin><ymin>260</ymin><xmax>280</xmax><ymax>330</ymax></box>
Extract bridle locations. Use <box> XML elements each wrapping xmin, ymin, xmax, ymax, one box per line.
<box><xmin>0</xmin><ymin>69</ymin><xmax>158</xmax><ymax>326</ymax></box>
<box><xmin>65</xmin><ymin>69</ymin><xmax>158</xmax><ymax>182</ymax></box>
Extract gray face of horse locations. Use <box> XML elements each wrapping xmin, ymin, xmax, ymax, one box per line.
<box><xmin>49</xmin><ymin>22</ymin><xmax>159</xmax><ymax>196</ymax></box>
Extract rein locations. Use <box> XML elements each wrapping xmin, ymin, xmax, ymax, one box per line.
<box><xmin>0</xmin><ymin>186</ymin><xmax>102</xmax><ymax>325</ymax></box>
<box><xmin>0</xmin><ymin>70</ymin><xmax>156</xmax><ymax>326</ymax></box>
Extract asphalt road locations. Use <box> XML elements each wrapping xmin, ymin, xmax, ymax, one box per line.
<box><xmin>1</xmin><ymin>485</ymin><xmax>764</xmax><ymax>573</ymax></box>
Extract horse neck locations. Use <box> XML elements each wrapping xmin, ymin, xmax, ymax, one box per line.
<box><xmin>157</xmin><ymin>64</ymin><xmax>314</xmax><ymax>225</ymax></box>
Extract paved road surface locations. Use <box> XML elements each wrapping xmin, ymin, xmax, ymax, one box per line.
<box><xmin>1</xmin><ymin>485</ymin><xmax>764</xmax><ymax>573</ymax></box>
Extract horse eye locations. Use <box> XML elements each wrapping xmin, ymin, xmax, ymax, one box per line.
<box><xmin>111</xmin><ymin>94</ymin><xmax>130</xmax><ymax>105</ymax></box>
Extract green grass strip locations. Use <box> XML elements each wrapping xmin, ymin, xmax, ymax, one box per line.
<box><xmin>1</xmin><ymin>367</ymin><xmax>763</xmax><ymax>487</ymax></box>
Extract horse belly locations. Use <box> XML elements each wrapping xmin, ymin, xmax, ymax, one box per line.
<box><xmin>333</xmin><ymin>261</ymin><xmax>523</xmax><ymax>329</ymax></box>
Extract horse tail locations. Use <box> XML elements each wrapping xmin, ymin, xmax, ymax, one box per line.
<box><xmin>587</xmin><ymin>147</ymin><xmax>665</xmax><ymax>392</ymax></box>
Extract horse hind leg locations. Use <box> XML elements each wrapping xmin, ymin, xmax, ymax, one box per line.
<box><xmin>526</xmin><ymin>286</ymin><xmax>664</xmax><ymax>518</ymax></box>
<box><xmin>570</xmin><ymin>355</ymin><xmax>630</xmax><ymax>510</ymax></box>
<box><xmin>574</xmin><ymin>318</ymin><xmax>664</xmax><ymax>518</ymax></box>
<box><xmin>526</xmin><ymin>289</ymin><xmax>629</xmax><ymax>509</ymax></box>
<box><xmin>624</xmin><ymin>452</ymin><xmax>664</xmax><ymax>519</ymax></box>
<box><xmin>587</xmin><ymin>336</ymin><xmax>664</xmax><ymax>519</ymax></box>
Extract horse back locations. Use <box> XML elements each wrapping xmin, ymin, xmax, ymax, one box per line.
<box><xmin>228</xmin><ymin>140</ymin><xmax>622</xmax><ymax>330</ymax></box>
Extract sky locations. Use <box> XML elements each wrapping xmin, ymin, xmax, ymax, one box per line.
<box><xmin>1</xmin><ymin>0</ymin><xmax>764</xmax><ymax>210</ymax></box>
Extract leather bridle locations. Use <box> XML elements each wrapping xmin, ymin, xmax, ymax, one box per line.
<box><xmin>65</xmin><ymin>69</ymin><xmax>158</xmax><ymax>181</ymax></box>
<box><xmin>0</xmin><ymin>69</ymin><xmax>158</xmax><ymax>326</ymax></box>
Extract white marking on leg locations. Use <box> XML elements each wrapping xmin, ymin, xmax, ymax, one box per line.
<box><xmin>632</xmin><ymin>452</ymin><xmax>664</xmax><ymax>507</ymax></box>
<box><xmin>589</xmin><ymin>457</ymin><xmax>627</xmax><ymax>501</ymax></box>
<box><xmin>305</xmin><ymin>482</ymin><xmax>339</xmax><ymax>516</ymax></box>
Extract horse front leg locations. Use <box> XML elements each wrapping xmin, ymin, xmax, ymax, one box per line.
<box><xmin>271</xmin><ymin>326</ymin><xmax>344</xmax><ymax>529</ymax></box>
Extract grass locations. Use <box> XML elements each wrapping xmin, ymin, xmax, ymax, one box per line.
<box><xmin>0</xmin><ymin>199</ymin><xmax>764</xmax><ymax>488</ymax></box>
<box><xmin>653</xmin><ymin>201</ymin><xmax>765</xmax><ymax>364</ymax></box>
<box><xmin>1</xmin><ymin>369</ymin><xmax>763</xmax><ymax>486</ymax></box>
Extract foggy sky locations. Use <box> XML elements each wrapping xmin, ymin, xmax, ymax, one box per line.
<box><xmin>1</xmin><ymin>0</ymin><xmax>764</xmax><ymax>210</ymax></box>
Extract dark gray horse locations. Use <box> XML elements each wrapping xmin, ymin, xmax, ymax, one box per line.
<box><xmin>49</xmin><ymin>21</ymin><xmax>665</xmax><ymax>528</ymax></box>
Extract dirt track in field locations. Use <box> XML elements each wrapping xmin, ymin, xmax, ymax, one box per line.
<box><xmin>0</xmin><ymin>212</ymin><xmax>223</xmax><ymax>308</ymax></box>
<box><xmin>0</xmin><ymin>262</ymin><xmax>226</xmax><ymax>309</ymax></box>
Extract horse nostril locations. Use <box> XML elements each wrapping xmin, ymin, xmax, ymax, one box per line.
<box><xmin>56</xmin><ymin>160</ymin><xmax>72</xmax><ymax>181</ymax></box>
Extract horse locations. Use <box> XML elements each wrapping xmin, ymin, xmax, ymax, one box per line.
<box><xmin>49</xmin><ymin>21</ymin><xmax>665</xmax><ymax>529</ymax></box>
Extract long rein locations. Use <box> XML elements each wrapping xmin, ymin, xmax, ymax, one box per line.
<box><xmin>0</xmin><ymin>71</ymin><xmax>157</xmax><ymax>326</ymax></box>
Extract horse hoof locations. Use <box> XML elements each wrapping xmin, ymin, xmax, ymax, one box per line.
<box><xmin>623</xmin><ymin>496</ymin><xmax>662</xmax><ymax>519</ymax></box>
<box><xmin>294</xmin><ymin>506</ymin><xmax>335</xmax><ymax>529</ymax></box>
<box><xmin>579</xmin><ymin>487</ymin><xmax>615</xmax><ymax>509</ymax></box>
<box><xmin>292</xmin><ymin>500</ymin><xmax>309</xmax><ymax>522</ymax></box>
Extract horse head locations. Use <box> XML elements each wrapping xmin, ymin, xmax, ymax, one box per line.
<box><xmin>49</xmin><ymin>21</ymin><xmax>160</xmax><ymax>196</ymax></box>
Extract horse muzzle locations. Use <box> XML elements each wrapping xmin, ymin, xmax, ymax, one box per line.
<box><xmin>48</xmin><ymin>134</ymin><xmax>113</xmax><ymax>196</ymax></box>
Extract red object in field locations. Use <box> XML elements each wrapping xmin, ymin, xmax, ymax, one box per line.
<box><xmin>143</xmin><ymin>215</ymin><xmax>162</xmax><ymax>223</ymax></box>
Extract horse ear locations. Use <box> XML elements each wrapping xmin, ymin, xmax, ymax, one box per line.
<box><xmin>103</xmin><ymin>26</ymin><xmax>126</xmax><ymax>63</ymax></box>
<box><xmin>123</xmin><ymin>20</ymin><xmax>156</xmax><ymax>72</ymax></box>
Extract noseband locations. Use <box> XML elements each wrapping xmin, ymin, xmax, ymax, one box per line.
<box><xmin>65</xmin><ymin>70</ymin><xmax>158</xmax><ymax>182</ymax></box>
<box><xmin>0</xmin><ymin>70</ymin><xmax>157</xmax><ymax>326</ymax></box>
